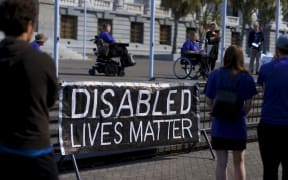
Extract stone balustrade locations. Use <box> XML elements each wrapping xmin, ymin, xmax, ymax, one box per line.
<box><xmin>226</xmin><ymin>16</ymin><xmax>240</xmax><ymax>27</ymax></box>
<box><xmin>60</xmin><ymin>0</ymin><xmax>113</xmax><ymax>11</ymax></box>
<box><xmin>124</xmin><ymin>3</ymin><xmax>144</xmax><ymax>14</ymax></box>
<box><xmin>155</xmin><ymin>7</ymin><xmax>172</xmax><ymax>18</ymax></box>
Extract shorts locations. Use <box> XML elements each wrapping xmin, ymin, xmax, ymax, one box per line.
<box><xmin>211</xmin><ymin>137</ymin><xmax>246</xmax><ymax>151</ymax></box>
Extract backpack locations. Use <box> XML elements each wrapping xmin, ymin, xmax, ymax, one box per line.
<box><xmin>211</xmin><ymin>70</ymin><xmax>243</xmax><ymax>122</ymax></box>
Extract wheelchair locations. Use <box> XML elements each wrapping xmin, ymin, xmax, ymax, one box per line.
<box><xmin>173</xmin><ymin>52</ymin><xmax>211</xmax><ymax>80</ymax></box>
<box><xmin>88</xmin><ymin>36</ymin><xmax>133</xmax><ymax>76</ymax></box>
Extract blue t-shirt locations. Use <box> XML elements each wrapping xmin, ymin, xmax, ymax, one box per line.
<box><xmin>181</xmin><ymin>39</ymin><xmax>200</xmax><ymax>56</ymax></box>
<box><xmin>204</xmin><ymin>69</ymin><xmax>257</xmax><ymax>140</ymax></box>
<box><xmin>98</xmin><ymin>31</ymin><xmax>115</xmax><ymax>44</ymax></box>
<box><xmin>257</xmin><ymin>57</ymin><xmax>288</xmax><ymax>125</ymax></box>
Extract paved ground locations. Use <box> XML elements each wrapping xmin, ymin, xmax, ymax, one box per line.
<box><xmin>58</xmin><ymin>56</ymin><xmax>258</xmax><ymax>83</ymax></box>
<box><xmin>59</xmin><ymin>57</ymin><xmax>187</xmax><ymax>82</ymax></box>
<box><xmin>57</xmin><ymin>58</ymin><xmax>267</xmax><ymax>180</ymax></box>
<box><xmin>59</xmin><ymin>142</ymin><xmax>270</xmax><ymax>180</ymax></box>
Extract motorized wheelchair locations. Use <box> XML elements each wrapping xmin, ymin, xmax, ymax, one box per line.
<box><xmin>88</xmin><ymin>36</ymin><xmax>134</xmax><ymax>76</ymax></box>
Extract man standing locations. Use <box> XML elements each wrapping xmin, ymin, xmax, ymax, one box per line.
<box><xmin>0</xmin><ymin>0</ymin><xmax>59</xmax><ymax>179</ymax></box>
<box><xmin>31</xmin><ymin>33</ymin><xmax>48</xmax><ymax>51</ymax></box>
<box><xmin>206</xmin><ymin>22</ymin><xmax>220</xmax><ymax>70</ymax></box>
<box><xmin>257</xmin><ymin>34</ymin><xmax>288</xmax><ymax>180</ymax></box>
<box><xmin>248</xmin><ymin>21</ymin><xmax>264</xmax><ymax>74</ymax></box>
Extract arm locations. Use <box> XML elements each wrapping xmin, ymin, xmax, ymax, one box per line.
<box><xmin>46</xmin><ymin>55</ymin><xmax>58</xmax><ymax>108</ymax></box>
<box><xmin>260</xmin><ymin>31</ymin><xmax>264</xmax><ymax>45</ymax></box>
<box><xmin>206</xmin><ymin>97</ymin><xmax>214</xmax><ymax>109</ymax></box>
<box><xmin>183</xmin><ymin>42</ymin><xmax>201</xmax><ymax>54</ymax></box>
<box><xmin>207</xmin><ymin>31</ymin><xmax>220</xmax><ymax>43</ymax></box>
<box><xmin>243</xmin><ymin>99</ymin><xmax>253</xmax><ymax>115</ymax></box>
<box><xmin>248</xmin><ymin>31</ymin><xmax>253</xmax><ymax>48</ymax></box>
<box><xmin>185</xmin><ymin>50</ymin><xmax>200</xmax><ymax>54</ymax></box>
<box><xmin>100</xmin><ymin>32</ymin><xmax>116</xmax><ymax>44</ymax></box>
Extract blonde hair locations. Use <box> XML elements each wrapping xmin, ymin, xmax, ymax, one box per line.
<box><xmin>253</xmin><ymin>21</ymin><xmax>260</xmax><ymax>28</ymax></box>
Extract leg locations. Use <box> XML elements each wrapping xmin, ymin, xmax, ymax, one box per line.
<box><xmin>249</xmin><ymin>48</ymin><xmax>257</xmax><ymax>73</ymax></box>
<box><xmin>108</xmin><ymin>44</ymin><xmax>126</xmax><ymax>70</ymax></box>
<box><xmin>257</xmin><ymin>123</ymin><xmax>281</xmax><ymax>180</ymax></box>
<box><xmin>216</xmin><ymin>150</ymin><xmax>229</xmax><ymax>180</ymax></box>
<box><xmin>233</xmin><ymin>150</ymin><xmax>246</xmax><ymax>180</ymax></box>
<box><xmin>280</xmin><ymin>126</ymin><xmax>288</xmax><ymax>180</ymax></box>
<box><xmin>209</xmin><ymin>57</ymin><xmax>216</xmax><ymax>70</ymax></box>
<box><xmin>255</xmin><ymin>50</ymin><xmax>261</xmax><ymax>73</ymax></box>
<box><xmin>282</xmin><ymin>158</ymin><xmax>288</xmax><ymax>180</ymax></box>
<box><xmin>120</xmin><ymin>47</ymin><xmax>130</xmax><ymax>67</ymax></box>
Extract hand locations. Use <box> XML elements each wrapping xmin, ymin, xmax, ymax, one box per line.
<box><xmin>272</xmin><ymin>54</ymin><xmax>279</xmax><ymax>60</ymax></box>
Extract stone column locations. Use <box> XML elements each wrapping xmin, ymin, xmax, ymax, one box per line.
<box><xmin>144</xmin><ymin>0</ymin><xmax>150</xmax><ymax>14</ymax></box>
<box><xmin>115</xmin><ymin>0</ymin><xmax>124</xmax><ymax>10</ymax></box>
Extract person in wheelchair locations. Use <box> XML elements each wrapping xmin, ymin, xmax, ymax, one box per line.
<box><xmin>98</xmin><ymin>24</ymin><xmax>135</xmax><ymax>71</ymax></box>
<box><xmin>181</xmin><ymin>31</ymin><xmax>204</xmax><ymax>65</ymax></box>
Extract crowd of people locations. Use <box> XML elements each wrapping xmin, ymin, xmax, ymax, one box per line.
<box><xmin>0</xmin><ymin>0</ymin><xmax>287</xmax><ymax>179</ymax></box>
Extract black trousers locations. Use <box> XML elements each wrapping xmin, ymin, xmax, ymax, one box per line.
<box><xmin>108</xmin><ymin>44</ymin><xmax>129</xmax><ymax>69</ymax></box>
<box><xmin>208</xmin><ymin>57</ymin><xmax>217</xmax><ymax>70</ymax></box>
<box><xmin>257</xmin><ymin>122</ymin><xmax>288</xmax><ymax>180</ymax></box>
<box><xmin>0</xmin><ymin>152</ymin><xmax>59</xmax><ymax>180</ymax></box>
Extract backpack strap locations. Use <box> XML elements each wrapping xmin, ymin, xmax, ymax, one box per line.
<box><xmin>219</xmin><ymin>69</ymin><xmax>241</xmax><ymax>90</ymax></box>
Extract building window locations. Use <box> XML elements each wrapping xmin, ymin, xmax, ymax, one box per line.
<box><xmin>160</xmin><ymin>25</ymin><xmax>171</xmax><ymax>45</ymax></box>
<box><xmin>130</xmin><ymin>22</ymin><xmax>143</xmax><ymax>43</ymax></box>
<box><xmin>98</xmin><ymin>19</ymin><xmax>113</xmax><ymax>34</ymax></box>
<box><xmin>186</xmin><ymin>27</ymin><xmax>197</xmax><ymax>39</ymax></box>
<box><xmin>60</xmin><ymin>15</ymin><xmax>77</xmax><ymax>39</ymax></box>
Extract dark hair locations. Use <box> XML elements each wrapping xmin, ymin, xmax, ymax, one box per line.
<box><xmin>222</xmin><ymin>45</ymin><xmax>249</xmax><ymax>73</ymax></box>
<box><xmin>188</xmin><ymin>31</ymin><xmax>197</xmax><ymax>39</ymax></box>
<box><xmin>102</xmin><ymin>23</ymin><xmax>111</xmax><ymax>30</ymax></box>
<box><xmin>0</xmin><ymin>0</ymin><xmax>37</xmax><ymax>36</ymax></box>
<box><xmin>277</xmin><ymin>47</ymin><xmax>288</xmax><ymax>55</ymax></box>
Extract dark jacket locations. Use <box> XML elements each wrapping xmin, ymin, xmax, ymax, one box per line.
<box><xmin>248</xmin><ymin>30</ymin><xmax>264</xmax><ymax>50</ymax></box>
<box><xmin>206</xmin><ymin>31</ymin><xmax>220</xmax><ymax>60</ymax></box>
<box><xmin>0</xmin><ymin>37</ymin><xmax>58</xmax><ymax>149</ymax></box>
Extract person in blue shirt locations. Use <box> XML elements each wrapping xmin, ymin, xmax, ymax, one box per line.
<box><xmin>98</xmin><ymin>24</ymin><xmax>115</xmax><ymax>44</ymax></box>
<box><xmin>257</xmin><ymin>34</ymin><xmax>288</xmax><ymax>180</ymax></box>
<box><xmin>98</xmin><ymin>24</ymin><xmax>135</xmax><ymax>72</ymax></box>
<box><xmin>181</xmin><ymin>31</ymin><xmax>202</xmax><ymax>62</ymax></box>
<box><xmin>30</xmin><ymin>33</ymin><xmax>47</xmax><ymax>51</ymax></box>
<box><xmin>204</xmin><ymin>45</ymin><xmax>257</xmax><ymax>180</ymax></box>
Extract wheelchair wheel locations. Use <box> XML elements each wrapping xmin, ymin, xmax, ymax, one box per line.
<box><xmin>88</xmin><ymin>68</ymin><xmax>95</xmax><ymax>76</ymax></box>
<box><xmin>173</xmin><ymin>57</ymin><xmax>192</xmax><ymax>79</ymax></box>
<box><xmin>104</xmin><ymin>63</ymin><xmax>118</xmax><ymax>76</ymax></box>
<box><xmin>188</xmin><ymin>63</ymin><xmax>202</xmax><ymax>79</ymax></box>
